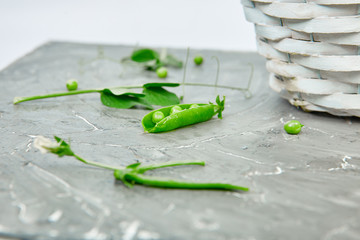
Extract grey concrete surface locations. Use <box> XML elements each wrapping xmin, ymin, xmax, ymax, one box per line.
<box><xmin>1</xmin><ymin>42</ymin><xmax>360</xmax><ymax>240</ymax></box>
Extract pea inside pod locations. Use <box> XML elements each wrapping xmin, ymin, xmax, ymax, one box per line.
<box><xmin>142</xmin><ymin>95</ymin><xmax>225</xmax><ymax>133</ymax></box>
<box><xmin>170</xmin><ymin>105</ymin><xmax>183</xmax><ymax>114</ymax></box>
<box><xmin>152</xmin><ymin>111</ymin><xmax>165</xmax><ymax>123</ymax></box>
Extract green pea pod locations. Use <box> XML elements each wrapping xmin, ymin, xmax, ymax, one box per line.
<box><xmin>142</xmin><ymin>95</ymin><xmax>225</xmax><ymax>133</ymax></box>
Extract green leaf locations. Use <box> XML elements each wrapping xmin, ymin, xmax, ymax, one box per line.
<box><xmin>126</xmin><ymin>162</ymin><xmax>141</xmax><ymax>169</ymax></box>
<box><xmin>142</xmin><ymin>87</ymin><xmax>180</xmax><ymax>106</ymax></box>
<box><xmin>104</xmin><ymin>87</ymin><xmax>144</xmax><ymax>97</ymax></box>
<box><xmin>54</xmin><ymin>136</ymin><xmax>70</xmax><ymax>148</ymax></box>
<box><xmin>143</xmin><ymin>82</ymin><xmax>180</xmax><ymax>88</ymax></box>
<box><xmin>47</xmin><ymin>136</ymin><xmax>74</xmax><ymax>157</ymax></box>
<box><xmin>131</xmin><ymin>49</ymin><xmax>159</xmax><ymax>63</ymax></box>
<box><xmin>100</xmin><ymin>91</ymin><xmax>153</xmax><ymax>109</ymax></box>
<box><xmin>214</xmin><ymin>95</ymin><xmax>225</xmax><ymax>119</ymax></box>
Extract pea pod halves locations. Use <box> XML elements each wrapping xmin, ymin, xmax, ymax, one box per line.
<box><xmin>142</xmin><ymin>95</ymin><xmax>225</xmax><ymax>133</ymax></box>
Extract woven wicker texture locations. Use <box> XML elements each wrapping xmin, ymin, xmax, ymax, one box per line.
<box><xmin>241</xmin><ymin>0</ymin><xmax>360</xmax><ymax>116</ymax></box>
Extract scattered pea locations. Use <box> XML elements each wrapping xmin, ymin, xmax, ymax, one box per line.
<box><xmin>66</xmin><ymin>79</ymin><xmax>78</xmax><ymax>91</ymax></box>
<box><xmin>194</xmin><ymin>56</ymin><xmax>203</xmax><ymax>65</ymax></box>
<box><xmin>152</xmin><ymin>111</ymin><xmax>165</xmax><ymax>123</ymax></box>
<box><xmin>156</xmin><ymin>67</ymin><xmax>168</xmax><ymax>78</ymax></box>
<box><xmin>284</xmin><ymin>120</ymin><xmax>303</xmax><ymax>135</ymax></box>
<box><xmin>170</xmin><ymin>105</ymin><xmax>183</xmax><ymax>114</ymax></box>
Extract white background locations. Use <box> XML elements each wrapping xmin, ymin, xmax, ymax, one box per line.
<box><xmin>0</xmin><ymin>0</ymin><xmax>256</xmax><ymax>70</ymax></box>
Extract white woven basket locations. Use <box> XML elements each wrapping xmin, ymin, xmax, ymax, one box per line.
<box><xmin>241</xmin><ymin>0</ymin><xmax>360</xmax><ymax>116</ymax></box>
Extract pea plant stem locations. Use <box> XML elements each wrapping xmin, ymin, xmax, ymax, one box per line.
<box><xmin>42</xmin><ymin>134</ymin><xmax>249</xmax><ymax>192</ymax></box>
<box><xmin>73</xmin><ymin>153</ymin><xmax>205</xmax><ymax>174</ymax></box>
<box><xmin>124</xmin><ymin>173</ymin><xmax>249</xmax><ymax>191</ymax></box>
<box><xmin>13</xmin><ymin>89</ymin><xmax>102</xmax><ymax>104</ymax></box>
<box><xmin>70</xmin><ymin>153</ymin><xmax>248</xmax><ymax>191</ymax></box>
<box><xmin>181</xmin><ymin>82</ymin><xmax>248</xmax><ymax>92</ymax></box>
<box><xmin>13</xmin><ymin>85</ymin><xmax>144</xmax><ymax>104</ymax></box>
<box><xmin>73</xmin><ymin>154</ymin><xmax>123</xmax><ymax>171</ymax></box>
<box><xmin>136</xmin><ymin>160</ymin><xmax>205</xmax><ymax>173</ymax></box>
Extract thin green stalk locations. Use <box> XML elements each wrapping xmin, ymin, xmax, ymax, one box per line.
<box><xmin>73</xmin><ymin>154</ymin><xmax>204</xmax><ymax>174</ymax></box>
<box><xmin>181</xmin><ymin>47</ymin><xmax>190</xmax><ymax>100</ymax></box>
<box><xmin>181</xmin><ymin>82</ymin><xmax>248</xmax><ymax>92</ymax></box>
<box><xmin>179</xmin><ymin>62</ymin><xmax>254</xmax><ymax>98</ymax></box>
<box><xmin>211</xmin><ymin>56</ymin><xmax>220</xmax><ymax>91</ymax></box>
<box><xmin>73</xmin><ymin>154</ymin><xmax>123</xmax><ymax>171</ymax></box>
<box><xmin>240</xmin><ymin>63</ymin><xmax>254</xmax><ymax>98</ymax></box>
<box><xmin>137</xmin><ymin>160</ymin><xmax>205</xmax><ymax>173</ymax></box>
<box><xmin>13</xmin><ymin>89</ymin><xmax>102</xmax><ymax>104</ymax></box>
<box><xmin>246</xmin><ymin>63</ymin><xmax>254</xmax><ymax>90</ymax></box>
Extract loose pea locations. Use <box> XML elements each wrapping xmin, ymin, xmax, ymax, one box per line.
<box><xmin>194</xmin><ymin>56</ymin><xmax>203</xmax><ymax>65</ymax></box>
<box><xmin>66</xmin><ymin>79</ymin><xmax>78</xmax><ymax>91</ymax></box>
<box><xmin>170</xmin><ymin>105</ymin><xmax>182</xmax><ymax>114</ymax></box>
<box><xmin>152</xmin><ymin>111</ymin><xmax>165</xmax><ymax>123</ymax></box>
<box><xmin>284</xmin><ymin>120</ymin><xmax>303</xmax><ymax>135</ymax></box>
<box><xmin>190</xmin><ymin>104</ymin><xmax>199</xmax><ymax>109</ymax></box>
<box><xmin>156</xmin><ymin>67</ymin><xmax>168</xmax><ymax>78</ymax></box>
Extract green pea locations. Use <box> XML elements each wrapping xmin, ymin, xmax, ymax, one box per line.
<box><xmin>66</xmin><ymin>79</ymin><xmax>78</xmax><ymax>91</ymax></box>
<box><xmin>194</xmin><ymin>56</ymin><xmax>203</xmax><ymax>65</ymax></box>
<box><xmin>284</xmin><ymin>120</ymin><xmax>303</xmax><ymax>135</ymax></box>
<box><xmin>156</xmin><ymin>67</ymin><xmax>168</xmax><ymax>78</ymax></box>
<box><xmin>190</xmin><ymin>104</ymin><xmax>199</xmax><ymax>109</ymax></box>
<box><xmin>170</xmin><ymin>105</ymin><xmax>182</xmax><ymax>114</ymax></box>
<box><xmin>152</xmin><ymin>111</ymin><xmax>165</xmax><ymax>123</ymax></box>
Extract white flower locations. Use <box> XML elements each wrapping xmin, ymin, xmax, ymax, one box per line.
<box><xmin>34</xmin><ymin>136</ymin><xmax>59</xmax><ymax>154</ymax></box>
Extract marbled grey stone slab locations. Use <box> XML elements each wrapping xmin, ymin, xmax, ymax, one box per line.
<box><xmin>1</xmin><ymin>42</ymin><xmax>360</xmax><ymax>240</ymax></box>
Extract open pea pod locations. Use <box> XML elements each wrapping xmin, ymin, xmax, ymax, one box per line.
<box><xmin>142</xmin><ymin>96</ymin><xmax>225</xmax><ymax>133</ymax></box>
